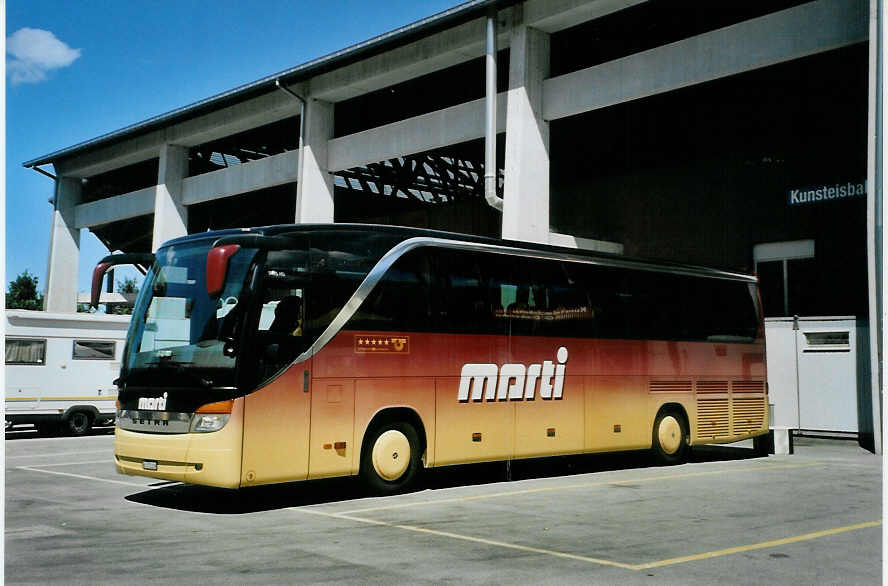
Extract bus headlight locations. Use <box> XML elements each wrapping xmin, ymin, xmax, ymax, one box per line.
<box><xmin>190</xmin><ymin>399</ymin><xmax>234</xmax><ymax>433</ymax></box>
<box><xmin>190</xmin><ymin>414</ymin><xmax>230</xmax><ymax>433</ymax></box>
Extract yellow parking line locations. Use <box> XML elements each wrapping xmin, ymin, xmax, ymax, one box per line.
<box><xmin>634</xmin><ymin>520</ymin><xmax>882</xmax><ymax>570</ymax></box>
<box><xmin>297</xmin><ymin>508</ymin><xmax>636</xmax><ymax>569</ymax></box>
<box><xmin>337</xmin><ymin>462</ymin><xmax>822</xmax><ymax>515</ymax></box>
<box><xmin>296</xmin><ymin>508</ymin><xmax>880</xmax><ymax>571</ymax></box>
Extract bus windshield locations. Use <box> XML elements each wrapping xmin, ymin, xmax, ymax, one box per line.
<box><xmin>122</xmin><ymin>240</ymin><xmax>259</xmax><ymax>390</ymax></box>
<box><xmin>120</xmin><ymin>229</ymin><xmax>409</xmax><ymax>394</ymax></box>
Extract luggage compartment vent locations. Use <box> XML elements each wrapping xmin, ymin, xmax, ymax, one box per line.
<box><xmin>696</xmin><ymin>380</ymin><xmax>729</xmax><ymax>395</ymax></box>
<box><xmin>732</xmin><ymin>380</ymin><xmax>765</xmax><ymax>394</ymax></box>
<box><xmin>733</xmin><ymin>397</ymin><xmax>766</xmax><ymax>434</ymax></box>
<box><xmin>696</xmin><ymin>398</ymin><xmax>730</xmax><ymax>440</ymax></box>
<box><xmin>649</xmin><ymin>380</ymin><xmax>692</xmax><ymax>394</ymax></box>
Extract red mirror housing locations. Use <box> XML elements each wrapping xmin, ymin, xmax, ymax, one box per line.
<box><xmin>89</xmin><ymin>253</ymin><xmax>155</xmax><ymax>309</ymax></box>
<box><xmin>206</xmin><ymin>245</ymin><xmax>241</xmax><ymax>298</ymax></box>
<box><xmin>90</xmin><ymin>262</ymin><xmax>114</xmax><ymax>309</ymax></box>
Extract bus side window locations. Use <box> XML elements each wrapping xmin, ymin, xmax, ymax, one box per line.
<box><xmin>349</xmin><ymin>249</ymin><xmax>433</xmax><ymax>332</ymax></box>
<box><xmin>568</xmin><ymin>264</ymin><xmax>630</xmax><ymax>340</ymax></box>
<box><xmin>549</xmin><ymin>262</ymin><xmax>597</xmax><ymax>338</ymax></box>
<box><xmin>625</xmin><ymin>271</ymin><xmax>687</xmax><ymax>341</ymax></box>
<box><xmin>497</xmin><ymin>257</ymin><xmax>551</xmax><ymax>337</ymax></box>
<box><xmin>683</xmin><ymin>277</ymin><xmax>758</xmax><ymax>342</ymax></box>
<box><xmin>435</xmin><ymin>251</ymin><xmax>494</xmax><ymax>335</ymax></box>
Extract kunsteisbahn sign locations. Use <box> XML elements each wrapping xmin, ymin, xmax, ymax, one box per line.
<box><xmin>788</xmin><ymin>181</ymin><xmax>866</xmax><ymax>205</ymax></box>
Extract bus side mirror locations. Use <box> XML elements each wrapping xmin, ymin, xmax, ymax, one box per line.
<box><xmin>91</xmin><ymin>253</ymin><xmax>155</xmax><ymax>309</ymax></box>
<box><xmin>91</xmin><ymin>262</ymin><xmax>114</xmax><ymax>309</ymax></box>
<box><xmin>206</xmin><ymin>245</ymin><xmax>241</xmax><ymax>299</ymax></box>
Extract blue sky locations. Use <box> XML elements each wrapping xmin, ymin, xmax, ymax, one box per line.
<box><xmin>6</xmin><ymin>0</ymin><xmax>458</xmax><ymax>298</ymax></box>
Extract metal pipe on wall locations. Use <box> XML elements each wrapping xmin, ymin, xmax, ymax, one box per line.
<box><xmin>274</xmin><ymin>79</ymin><xmax>306</xmax><ymax>160</ymax></box>
<box><xmin>484</xmin><ymin>9</ymin><xmax>503</xmax><ymax>212</ymax></box>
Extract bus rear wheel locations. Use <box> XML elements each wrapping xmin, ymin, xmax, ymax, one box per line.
<box><xmin>360</xmin><ymin>421</ymin><xmax>421</xmax><ymax>494</ymax></box>
<box><xmin>66</xmin><ymin>411</ymin><xmax>93</xmax><ymax>437</ymax></box>
<box><xmin>652</xmin><ymin>409</ymin><xmax>689</xmax><ymax>465</ymax></box>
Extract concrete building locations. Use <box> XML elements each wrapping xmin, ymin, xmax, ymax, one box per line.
<box><xmin>24</xmin><ymin>0</ymin><xmax>883</xmax><ymax>451</ymax></box>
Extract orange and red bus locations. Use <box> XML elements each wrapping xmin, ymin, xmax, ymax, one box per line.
<box><xmin>93</xmin><ymin>224</ymin><xmax>768</xmax><ymax>493</ymax></box>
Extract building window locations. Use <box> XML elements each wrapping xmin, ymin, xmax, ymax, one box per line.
<box><xmin>6</xmin><ymin>339</ymin><xmax>47</xmax><ymax>365</ymax></box>
<box><xmin>753</xmin><ymin>240</ymin><xmax>815</xmax><ymax>317</ymax></box>
<box><xmin>72</xmin><ymin>340</ymin><xmax>116</xmax><ymax>360</ymax></box>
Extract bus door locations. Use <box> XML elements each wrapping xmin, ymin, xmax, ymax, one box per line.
<box><xmin>241</xmin><ymin>246</ymin><xmax>313</xmax><ymax>486</ymax></box>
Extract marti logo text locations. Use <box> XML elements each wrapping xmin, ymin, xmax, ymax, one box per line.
<box><xmin>138</xmin><ymin>393</ymin><xmax>168</xmax><ymax>410</ymax></box>
<box><xmin>458</xmin><ymin>347</ymin><xmax>568</xmax><ymax>402</ymax></box>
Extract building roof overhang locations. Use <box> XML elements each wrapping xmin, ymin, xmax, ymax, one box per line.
<box><xmin>23</xmin><ymin>0</ymin><xmax>515</xmax><ymax>170</ymax></box>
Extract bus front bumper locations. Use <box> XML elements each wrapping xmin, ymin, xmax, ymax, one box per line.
<box><xmin>114</xmin><ymin>404</ymin><xmax>244</xmax><ymax>489</ymax></box>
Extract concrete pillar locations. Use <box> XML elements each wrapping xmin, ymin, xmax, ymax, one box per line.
<box><xmin>296</xmin><ymin>98</ymin><xmax>335</xmax><ymax>223</ymax></box>
<box><xmin>152</xmin><ymin>144</ymin><xmax>189</xmax><ymax>251</ymax></box>
<box><xmin>502</xmin><ymin>12</ymin><xmax>550</xmax><ymax>244</ymax></box>
<box><xmin>44</xmin><ymin>176</ymin><xmax>81</xmax><ymax>313</ymax></box>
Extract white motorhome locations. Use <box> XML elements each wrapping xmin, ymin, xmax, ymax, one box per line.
<box><xmin>5</xmin><ymin>310</ymin><xmax>130</xmax><ymax>436</ymax></box>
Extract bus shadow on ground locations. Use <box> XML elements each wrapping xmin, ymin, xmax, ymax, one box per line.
<box><xmin>125</xmin><ymin>443</ymin><xmax>761</xmax><ymax>514</ymax></box>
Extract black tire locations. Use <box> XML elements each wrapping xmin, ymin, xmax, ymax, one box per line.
<box><xmin>66</xmin><ymin>411</ymin><xmax>93</xmax><ymax>437</ymax></box>
<box><xmin>360</xmin><ymin>421</ymin><xmax>422</xmax><ymax>495</ymax></box>
<box><xmin>36</xmin><ymin>422</ymin><xmax>61</xmax><ymax>437</ymax></box>
<box><xmin>652</xmin><ymin>409</ymin><xmax>690</xmax><ymax>465</ymax></box>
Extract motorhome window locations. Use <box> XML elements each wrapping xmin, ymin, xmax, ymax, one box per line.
<box><xmin>5</xmin><ymin>339</ymin><xmax>46</xmax><ymax>365</ymax></box>
<box><xmin>72</xmin><ymin>340</ymin><xmax>116</xmax><ymax>360</ymax></box>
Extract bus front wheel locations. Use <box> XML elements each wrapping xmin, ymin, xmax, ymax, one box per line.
<box><xmin>360</xmin><ymin>421</ymin><xmax>421</xmax><ymax>494</ymax></box>
<box><xmin>652</xmin><ymin>409</ymin><xmax>689</xmax><ymax>465</ymax></box>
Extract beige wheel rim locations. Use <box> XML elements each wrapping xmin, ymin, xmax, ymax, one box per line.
<box><xmin>372</xmin><ymin>429</ymin><xmax>410</xmax><ymax>481</ymax></box>
<box><xmin>658</xmin><ymin>415</ymin><xmax>682</xmax><ymax>455</ymax></box>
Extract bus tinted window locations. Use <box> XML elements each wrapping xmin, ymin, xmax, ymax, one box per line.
<box><xmin>435</xmin><ymin>250</ymin><xmax>498</xmax><ymax>335</ymax></box>
<box><xmin>625</xmin><ymin>270</ymin><xmax>686</xmax><ymax>340</ymax></box>
<box><xmin>565</xmin><ymin>263</ymin><xmax>757</xmax><ymax>342</ymax></box>
<box><xmin>349</xmin><ymin>250</ymin><xmax>433</xmax><ymax>332</ymax></box>
<box><xmin>565</xmin><ymin>263</ymin><xmax>632</xmax><ymax>339</ymax></box>
<box><xmin>684</xmin><ymin>278</ymin><xmax>758</xmax><ymax>342</ymax></box>
<box><xmin>491</xmin><ymin>256</ymin><xmax>594</xmax><ymax>338</ymax></box>
<box><xmin>306</xmin><ymin>231</ymin><xmax>404</xmax><ymax>335</ymax></box>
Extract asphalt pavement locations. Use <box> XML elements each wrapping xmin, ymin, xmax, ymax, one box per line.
<box><xmin>4</xmin><ymin>432</ymin><xmax>882</xmax><ymax>584</ymax></box>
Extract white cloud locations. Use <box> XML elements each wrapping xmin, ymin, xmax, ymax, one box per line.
<box><xmin>7</xmin><ymin>27</ymin><xmax>81</xmax><ymax>85</ymax></box>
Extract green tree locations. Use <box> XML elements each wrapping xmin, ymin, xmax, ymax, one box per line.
<box><xmin>6</xmin><ymin>270</ymin><xmax>44</xmax><ymax>310</ymax></box>
<box><xmin>112</xmin><ymin>276</ymin><xmax>140</xmax><ymax>315</ymax></box>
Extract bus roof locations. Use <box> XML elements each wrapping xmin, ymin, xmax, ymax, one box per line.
<box><xmin>161</xmin><ymin>223</ymin><xmax>757</xmax><ymax>283</ymax></box>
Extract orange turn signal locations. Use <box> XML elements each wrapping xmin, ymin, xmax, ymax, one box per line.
<box><xmin>196</xmin><ymin>400</ymin><xmax>234</xmax><ymax>414</ymax></box>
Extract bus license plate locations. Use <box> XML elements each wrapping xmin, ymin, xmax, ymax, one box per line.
<box><xmin>143</xmin><ymin>460</ymin><xmax>158</xmax><ymax>471</ymax></box>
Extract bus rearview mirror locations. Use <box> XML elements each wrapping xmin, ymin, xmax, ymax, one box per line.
<box><xmin>90</xmin><ymin>253</ymin><xmax>155</xmax><ymax>309</ymax></box>
<box><xmin>206</xmin><ymin>245</ymin><xmax>241</xmax><ymax>298</ymax></box>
